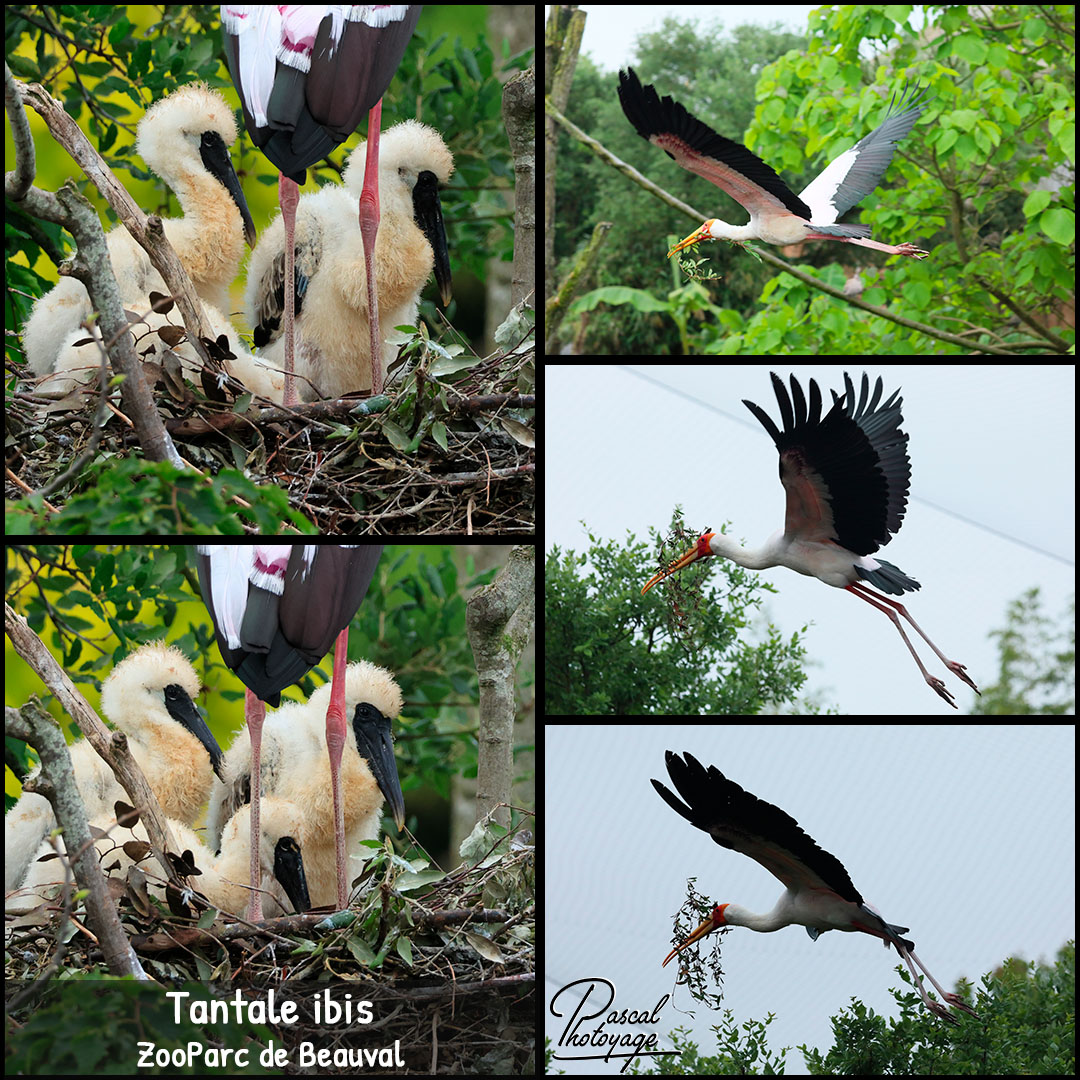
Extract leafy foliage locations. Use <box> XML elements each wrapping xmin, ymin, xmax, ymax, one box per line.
<box><xmin>545</xmin><ymin>513</ymin><xmax>811</xmax><ymax>715</ymax></box>
<box><xmin>557</xmin><ymin>7</ymin><xmax>1075</xmax><ymax>355</ymax></box>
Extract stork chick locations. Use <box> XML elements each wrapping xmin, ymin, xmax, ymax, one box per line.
<box><xmin>12</xmin><ymin>797</ymin><xmax>309</xmax><ymax>921</ymax></box>
<box><xmin>37</xmin><ymin>297</ymin><xmax>286</xmax><ymax>402</ymax></box>
<box><xmin>207</xmin><ymin>660</ymin><xmax>405</xmax><ymax>910</ymax></box>
<box><xmin>5</xmin><ymin>641</ymin><xmax>223</xmax><ymax>891</ymax></box>
<box><xmin>23</xmin><ymin>83</ymin><xmax>256</xmax><ymax>394</ymax></box>
<box><xmin>245</xmin><ymin>121</ymin><xmax>453</xmax><ymax>401</ymax></box>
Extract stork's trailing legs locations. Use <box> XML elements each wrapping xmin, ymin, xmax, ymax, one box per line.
<box><xmin>847</xmin><ymin>583</ymin><xmax>980</xmax><ymax>709</ymax></box>
<box><xmin>357</xmin><ymin>101</ymin><xmax>384</xmax><ymax>395</ymax></box>
<box><xmin>803</xmin><ymin>234</ymin><xmax>930</xmax><ymax>259</ymax></box>
<box><xmin>894</xmin><ymin>942</ymin><xmax>980</xmax><ymax>1024</ymax></box>
<box><xmin>907</xmin><ymin>947</ymin><xmax>980</xmax><ymax>1018</ymax></box>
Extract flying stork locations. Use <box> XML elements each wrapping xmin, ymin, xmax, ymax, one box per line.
<box><xmin>220</xmin><ymin>4</ymin><xmax>422</xmax><ymax>404</ymax></box>
<box><xmin>653</xmin><ymin>752</ymin><xmax>980</xmax><ymax>1024</ymax></box>
<box><xmin>207</xmin><ymin>659</ymin><xmax>405</xmax><ymax>909</ymax></box>
<box><xmin>23</xmin><ymin>83</ymin><xmax>256</xmax><ymax>393</ymax></box>
<box><xmin>244</xmin><ymin>120</ymin><xmax>452</xmax><ymax>400</ymax></box>
<box><xmin>641</xmin><ymin>371</ymin><xmax>979</xmax><ymax>708</ymax></box>
<box><xmin>194</xmin><ymin>545</ymin><xmax>383</xmax><ymax>919</ymax></box>
<box><xmin>5</xmin><ymin>642</ymin><xmax>223</xmax><ymax>892</ymax></box>
<box><xmin>617</xmin><ymin>68</ymin><xmax>931</xmax><ymax>261</ymax></box>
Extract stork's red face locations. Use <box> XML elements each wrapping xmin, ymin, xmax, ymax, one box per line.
<box><xmin>668</xmin><ymin>219</ymin><xmax>719</xmax><ymax>257</ymax></box>
<box><xmin>662</xmin><ymin>903</ymin><xmax>728</xmax><ymax>967</ymax></box>
<box><xmin>641</xmin><ymin>532</ymin><xmax>716</xmax><ymax>594</ymax></box>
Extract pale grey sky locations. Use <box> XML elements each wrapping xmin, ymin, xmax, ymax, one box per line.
<box><xmin>546</xmin><ymin>725</ymin><xmax>1075</xmax><ymax>1072</ymax></box>
<box><xmin>576</xmin><ymin>5</ymin><xmax>818</xmax><ymax>71</ymax></box>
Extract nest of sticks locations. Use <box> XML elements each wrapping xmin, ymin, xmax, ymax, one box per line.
<box><xmin>7</xmin><ymin>329</ymin><xmax>535</xmax><ymax>535</ymax></box>
<box><xmin>6</xmin><ymin>819</ymin><xmax>535</xmax><ymax>1074</ymax></box>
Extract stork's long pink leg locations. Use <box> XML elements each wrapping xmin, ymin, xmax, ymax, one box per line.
<box><xmin>905</xmin><ymin>947</ymin><xmax>980</xmax><ymax>1017</ymax></box>
<box><xmin>324</xmin><ymin>628</ymin><xmax>351</xmax><ymax>908</ymax></box>
<box><xmin>278</xmin><ymin>174</ymin><xmax>301</xmax><ymax>406</ymax></box>
<box><xmin>847</xmin><ymin>584</ymin><xmax>980</xmax><ymax>708</ymax></box>
<box><xmin>892</xmin><ymin>942</ymin><xmax>978</xmax><ymax>1023</ymax></box>
<box><xmin>803</xmin><ymin>234</ymin><xmax>930</xmax><ymax>259</ymax></box>
<box><xmin>357</xmin><ymin>100</ymin><xmax>383</xmax><ymax>395</ymax></box>
<box><xmin>896</xmin><ymin>943</ymin><xmax>959</xmax><ymax>1023</ymax></box>
<box><xmin>244</xmin><ymin>687</ymin><xmax>266</xmax><ymax>921</ymax></box>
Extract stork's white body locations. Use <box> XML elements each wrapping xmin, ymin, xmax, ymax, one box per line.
<box><xmin>37</xmin><ymin>298</ymin><xmax>287</xmax><ymax>402</ymax></box>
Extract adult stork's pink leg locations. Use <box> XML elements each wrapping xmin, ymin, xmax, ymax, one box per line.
<box><xmin>905</xmin><ymin>946</ymin><xmax>980</xmax><ymax>1017</ymax></box>
<box><xmin>244</xmin><ymin>688</ymin><xmax>266</xmax><ymax>921</ymax></box>
<box><xmin>892</xmin><ymin>941</ymin><xmax>979</xmax><ymax>1023</ymax></box>
<box><xmin>846</xmin><ymin>583</ymin><xmax>980</xmax><ymax>708</ymax></box>
<box><xmin>357</xmin><ymin>100</ymin><xmax>384</xmax><ymax>395</ymax></box>
<box><xmin>803</xmin><ymin>234</ymin><xmax>930</xmax><ymax>259</ymax></box>
<box><xmin>278</xmin><ymin>174</ymin><xmax>301</xmax><ymax>406</ymax></box>
<box><xmin>323</xmin><ymin>628</ymin><xmax>351</xmax><ymax>908</ymax></box>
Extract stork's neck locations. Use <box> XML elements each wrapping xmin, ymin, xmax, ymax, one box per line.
<box><xmin>710</xmin><ymin>214</ymin><xmax>813</xmax><ymax>247</ymax></box>
<box><xmin>706</xmin><ymin>532</ymin><xmax>782</xmax><ymax>570</ymax></box>
<box><xmin>705</xmin><ymin>220</ymin><xmax>759</xmax><ymax>242</ymax></box>
<box><xmin>722</xmin><ymin>901</ymin><xmax>792</xmax><ymax>932</ymax></box>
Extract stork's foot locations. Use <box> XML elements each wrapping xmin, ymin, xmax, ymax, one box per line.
<box><xmin>925</xmin><ymin>676</ymin><xmax>958</xmax><ymax>709</ymax></box>
<box><xmin>943</xmin><ymin>993</ymin><xmax>980</xmax><ymax>1018</ymax></box>
<box><xmin>947</xmin><ymin>661</ymin><xmax>980</xmax><ymax>694</ymax></box>
<box><xmin>926</xmin><ymin>999</ymin><xmax>961</xmax><ymax>1025</ymax></box>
